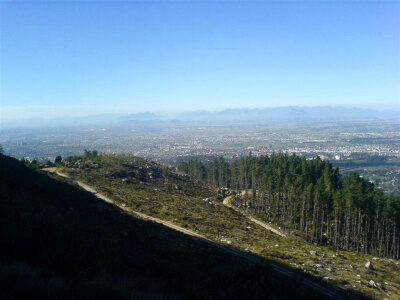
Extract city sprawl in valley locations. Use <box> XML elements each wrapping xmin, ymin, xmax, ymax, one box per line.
<box><xmin>2</xmin><ymin>117</ymin><xmax>399</xmax><ymax>194</ymax></box>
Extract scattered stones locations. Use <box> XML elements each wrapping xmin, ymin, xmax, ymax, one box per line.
<box><xmin>309</xmin><ymin>250</ymin><xmax>317</xmax><ymax>255</ymax></box>
<box><xmin>202</xmin><ymin>198</ymin><xmax>214</xmax><ymax>205</ymax></box>
<box><xmin>316</xmin><ymin>264</ymin><xmax>322</xmax><ymax>268</ymax></box>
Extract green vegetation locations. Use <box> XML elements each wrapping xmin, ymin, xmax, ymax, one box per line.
<box><xmin>59</xmin><ymin>153</ymin><xmax>400</xmax><ymax>299</ymax></box>
<box><xmin>0</xmin><ymin>154</ymin><xmax>328</xmax><ymax>299</ymax></box>
<box><xmin>54</xmin><ymin>155</ymin><xmax>62</xmax><ymax>165</ymax></box>
<box><xmin>179</xmin><ymin>154</ymin><xmax>400</xmax><ymax>259</ymax></box>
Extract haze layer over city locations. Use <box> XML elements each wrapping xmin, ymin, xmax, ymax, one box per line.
<box><xmin>1</xmin><ymin>1</ymin><xmax>399</xmax><ymax>193</ymax></box>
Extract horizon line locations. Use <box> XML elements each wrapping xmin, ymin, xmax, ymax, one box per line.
<box><xmin>2</xmin><ymin>104</ymin><xmax>400</xmax><ymax>124</ymax></box>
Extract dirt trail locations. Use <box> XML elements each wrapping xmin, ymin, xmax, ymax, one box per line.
<box><xmin>223</xmin><ymin>191</ymin><xmax>286</xmax><ymax>237</ymax></box>
<box><xmin>44</xmin><ymin>169</ymin><xmax>344</xmax><ymax>300</ymax></box>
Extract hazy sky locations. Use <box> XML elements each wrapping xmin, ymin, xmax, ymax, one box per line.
<box><xmin>1</xmin><ymin>1</ymin><xmax>399</xmax><ymax>121</ymax></box>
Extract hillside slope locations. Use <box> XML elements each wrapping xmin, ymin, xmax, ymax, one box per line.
<box><xmin>0</xmin><ymin>155</ymin><xmax>326</xmax><ymax>299</ymax></box>
<box><xmin>61</xmin><ymin>154</ymin><xmax>400</xmax><ymax>299</ymax></box>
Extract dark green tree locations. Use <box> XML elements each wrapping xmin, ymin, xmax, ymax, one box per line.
<box><xmin>55</xmin><ymin>155</ymin><xmax>63</xmax><ymax>165</ymax></box>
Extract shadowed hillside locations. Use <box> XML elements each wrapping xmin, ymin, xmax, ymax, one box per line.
<box><xmin>0</xmin><ymin>155</ymin><xmax>328</xmax><ymax>299</ymax></box>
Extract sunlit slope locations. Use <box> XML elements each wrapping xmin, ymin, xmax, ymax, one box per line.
<box><xmin>62</xmin><ymin>154</ymin><xmax>400</xmax><ymax>299</ymax></box>
<box><xmin>62</xmin><ymin>155</ymin><xmax>271</xmax><ymax>241</ymax></box>
<box><xmin>0</xmin><ymin>155</ymin><xmax>324</xmax><ymax>299</ymax></box>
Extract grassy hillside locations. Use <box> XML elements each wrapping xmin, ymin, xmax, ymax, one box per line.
<box><xmin>61</xmin><ymin>154</ymin><xmax>400</xmax><ymax>299</ymax></box>
<box><xmin>0</xmin><ymin>154</ymin><xmax>327</xmax><ymax>299</ymax></box>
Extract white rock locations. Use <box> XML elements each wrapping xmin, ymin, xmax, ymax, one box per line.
<box><xmin>365</xmin><ymin>261</ymin><xmax>373</xmax><ymax>269</ymax></box>
<box><xmin>309</xmin><ymin>250</ymin><xmax>317</xmax><ymax>255</ymax></box>
<box><xmin>369</xmin><ymin>280</ymin><xmax>377</xmax><ymax>287</ymax></box>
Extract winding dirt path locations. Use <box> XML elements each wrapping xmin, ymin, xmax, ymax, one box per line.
<box><xmin>44</xmin><ymin>169</ymin><xmax>344</xmax><ymax>300</ymax></box>
<box><xmin>223</xmin><ymin>191</ymin><xmax>286</xmax><ymax>237</ymax></box>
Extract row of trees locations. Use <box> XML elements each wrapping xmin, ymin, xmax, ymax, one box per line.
<box><xmin>178</xmin><ymin>153</ymin><xmax>400</xmax><ymax>259</ymax></box>
<box><xmin>18</xmin><ymin>150</ymin><xmax>97</xmax><ymax>169</ymax></box>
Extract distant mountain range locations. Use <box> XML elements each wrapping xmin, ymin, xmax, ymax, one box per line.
<box><xmin>120</xmin><ymin>112</ymin><xmax>166</xmax><ymax>121</ymax></box>
<box><xmin>175</xmin><ymin>107</ymin><xmax>400</xmax><ymax>122</ymax></box>
<box><xmin>2</xmin><ymin>107</ymin><xmax>399</xmax><ymax>128</ymax></box>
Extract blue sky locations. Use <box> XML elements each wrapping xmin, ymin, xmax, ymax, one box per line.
<box><xmin>1</xmin><ymin>1</ymin><xmax>399</xmax><ymax>121</ymax></box>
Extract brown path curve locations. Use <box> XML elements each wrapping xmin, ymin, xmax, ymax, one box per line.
<box><xmin>223</xmin><ymin>191</ymin><xmax>286</xmax><ymax>237</ymax></box>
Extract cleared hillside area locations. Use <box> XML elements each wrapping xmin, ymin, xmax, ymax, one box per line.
<box><xmin>61</xmin><ymin>154</ymin><xmax>400</xmax><ymax>299</ymax></box>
